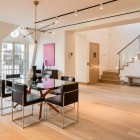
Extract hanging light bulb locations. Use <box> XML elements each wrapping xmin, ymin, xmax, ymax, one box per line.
<box><xmin>74</xmin><ymin>11</ymin><xmax>78</xmax><ymax>16</ymax></box>
<box><xmin>99</xmin><ymin>3</ymin><xmax>103</xmax><ymax>10</ymax></box>
<box><xmin>40</xmin><ymin>20</ymin><xmax>43</xmax><ymax>26</ymax></box>
<box><xmin>55</xmin><ymin>17</ymin><xmax>60</xmax><ymax>24</ymax></box>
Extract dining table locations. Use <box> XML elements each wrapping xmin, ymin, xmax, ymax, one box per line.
<box><xmin>4</xmin><ymin>77</ymin><xmax>76</xmax><ymax>119</ymax></box>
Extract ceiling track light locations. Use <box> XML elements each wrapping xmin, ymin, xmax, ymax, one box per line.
<box><xmin>35</xmin><ymin>0</ymin><xmax>118</xmax><ymax>24</ymax></box>
<box><xmin>55</xmin><ymin>17</ymin><xmax>60</xmax><ymax>24</ymax></box>
<box><xmin>100</xmin><ymin>4</ymin><xmax>103</xmax><ymax>10</ymax></box>
<box><xmin>24</xmin><ymin>0</ymin><xmax>118</xmax><ymax>38</ymax></box>
<box><xmin>42</xmin><ymin>10</ymin><xmax>140</xmax><ymax>33</ymax></box>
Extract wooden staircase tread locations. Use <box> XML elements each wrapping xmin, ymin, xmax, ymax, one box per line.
<box><xmin>100</xmin><ymin>79</ymin><xmax>121</xmax><ymax>82</ymax></box>
<box><xmin>101</xmin><ymin>75</ymin><xmax>120</xmax><ymax>77</ymax></box>
<box><xmin>101</xmin><ymin>70</ymin><xmax>122</xmax><ymax>85</ymax></box>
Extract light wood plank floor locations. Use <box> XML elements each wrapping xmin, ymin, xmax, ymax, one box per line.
<box><xmin>1</xmin><ymin>83</ymin><xmax>140</xmax><ymax>140</ymax></box>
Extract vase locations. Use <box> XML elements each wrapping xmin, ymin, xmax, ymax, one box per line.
<box><xmin>42</xmin><ymin>63</ymin><xmax>44</xmax><ymax>70</ymax></box>
<box><xmin>26</xmin><ymin>69</ymin><xmax>33</xmax><ymax>80</ymax></box>
<box><xmin>32</xmin><ymin>65</ymin><xmax>37</xmax><ymax>82</ymax></box>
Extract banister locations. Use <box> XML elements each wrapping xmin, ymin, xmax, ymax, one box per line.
<box><xmin>117</xmin><ymin>35</ymin><xmax>140</xmax><ymax>55</ymax></box>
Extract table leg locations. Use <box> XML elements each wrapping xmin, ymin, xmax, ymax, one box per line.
<box><xmin>39</xmin><ymin>102</ymin><xmax>43</xmax><ymax>120</ymax></box>
<box><xmin>47</xmin><ymin>103</ymin><xmax>60</xmax><ymax>113</ymax></box>
<box><xmin>39</xmin><ymin>89</ymin><xmax>60</xmax><ymax>119</ymax></box>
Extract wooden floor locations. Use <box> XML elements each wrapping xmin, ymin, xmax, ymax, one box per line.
<box><xmin>1</xmin><ymin>83</ymin><xmax>140</xmax><ymax>140</ymax></box>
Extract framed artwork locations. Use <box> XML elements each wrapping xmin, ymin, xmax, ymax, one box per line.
<box><xmin>43</xmin><ymin>43</ymin><xmax>55</xmax><ymax>66</ymax></box>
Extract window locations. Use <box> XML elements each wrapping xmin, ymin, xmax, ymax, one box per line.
<box><xmin>1</xmin><ymin>43</ymin><xmax>26</xmax><ymax>78</ymax></box>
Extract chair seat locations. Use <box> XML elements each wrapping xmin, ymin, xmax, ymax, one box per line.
<box><xmin>46</xmin><ymin>95</ymin><xmax>62</xmax><ymax>106</ymax></box>
<box><xmin>26</xmin><ymin>94</ymin><xmax>45</xmax><ymax>106</ymax></box>
<box><xmin>50</xmin><ymin>88</ymin><xmax>61</xmax><ymax>95</ymax></box>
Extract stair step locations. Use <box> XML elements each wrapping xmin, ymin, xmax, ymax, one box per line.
<box><xmin>99</xmin><ymin>79</ymin><xmax>122</xmax><ymax>85</ymax></box>
<box><xmin>103</xmin><ymin>71</ymin><xmax>119</xmax><ymax>76</ymax></box>
<box><xmin>101</xmin><ymin>75</ymin><xmax>120</xmax><ymax>80</ymax></box>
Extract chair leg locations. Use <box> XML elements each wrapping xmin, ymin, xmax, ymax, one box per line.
<box><xmin>77</xmin><ymin>101</ymin><xmax>79</xmax><ymax>122</ymax></box>
<box><xmin>1</xmin><ymin>98</ymin><xmax>3</xmax><ymax>115</ymax></box>
<box><xmin>44</xmin><ymin>102</ymin><xmax>45</xmax><ymax>120</ymax></box>
<box><xmin>32</xmin><ymin>105</ymin><xmax>33</xmax><ymax>115</ymax></box>
<box><xmin>62</xmin><ymin>106</ymin><xmax>64</xmax><ymax>128</ymax></box>
<box><xmin>12</xmin><ymin>102</ymin><xmax>14</xmax><ymax>121</ymax></box>
<box><xmin>45</xmin><ymin>103</ymin><xmax>47</xmax><ymax>121</ymax></box>
<box><xmin>74</xmin><ymin>103</ymin><xmax>75</xmax><ymax>108</ymax></box>
<box><xmin>22</xmin><ymin>106</ymin><xmax>24</xmax><ymax>128</ymax></box>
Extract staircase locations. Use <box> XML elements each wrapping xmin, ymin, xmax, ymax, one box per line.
<box><xmin>118</xmin><ymin>35</ymin><xmax>140</xmax><ymax>71</ymax></box>
<box><xmin>99</xmin><ymin>70</ymin><xmax>122</xmax><ymax>85</ymax></box>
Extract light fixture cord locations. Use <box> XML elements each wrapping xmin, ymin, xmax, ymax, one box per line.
<box><xmin>35</xmin><ymin>2</ymin><xmax>37</xmax><ymax>43</ymax></box>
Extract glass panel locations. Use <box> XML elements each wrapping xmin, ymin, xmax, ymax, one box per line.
<box><xmin>119</xmin><ymin>36</ymin><xmax>140</xmax><ymax>69</ymax></box>
<box><xmin>2</xmin><ymin>43</ymin><xmax>13</xmax><ymax>51</ymax></box>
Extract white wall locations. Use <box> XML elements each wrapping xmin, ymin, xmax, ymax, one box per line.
<box><xmin>65</xmin><ymin>31</ymin><xmax>75</xmax><ymax>77</ymax></box>
<box><xmin>36</xmin><ymin>30</ymin><xmax>65</xmax><ymax>78</ymax></box>
<box><xmin>109</xmin><ymin>23</ymin><xmax>140</xmax><ymax>70</ymax></box>
<box><xmin>0</xmin><ymin>22</ymin><xmax>17</xmax><ymax>76</ymax></box>
<box><xmin>76</xmin><ymin>28</ymin><xmax>110</xmax><ymax>82</ymax></box>
<box><xmin>75</xmin><ymin>34</ymin><xmax>88</xmax><ymax>82</ymax></box>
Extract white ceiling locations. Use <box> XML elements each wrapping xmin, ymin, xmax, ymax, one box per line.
<box><xmin>0</xmin><ymin>0</ymin><xmax>140</xmax><ymax>31</ymax></box>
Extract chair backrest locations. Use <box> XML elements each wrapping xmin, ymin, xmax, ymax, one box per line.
<box><xmin>12</xmin><ymin>83</ymin><xmax>27</xmax><ymax>105</ymax></box>
<box><xmin>0</xmin><ymin>79</ymin><xmax>5</xmax><ymax>97</ymax></box>
<box><xmin>6</xmin><ymin>74</ymin><xmax>20</xmax><ymax>88</ymax></box>
<box><xmin>6</xmin><ymin>74</ymin><xmax>20</xmax><ymax>79</ymax></box>
<box><xmin>36</xmin><ymin>69</ymin><xmax>42</xmax><ymax>74</ymax></box>
<box><xmin>61</xmin><ymin>82</ymin><xmax>78</xmax><ymax>106</ymax></box>
<box><xmin>61</xmin><ymin>76</ymin><xmax>75</xmax><ymax>82</ymax></box>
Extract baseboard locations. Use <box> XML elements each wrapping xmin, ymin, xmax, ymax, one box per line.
<box><xmin>78</xmin><ymin>82</ymin><xmax>89</xmax><ymax>85</ymax></box>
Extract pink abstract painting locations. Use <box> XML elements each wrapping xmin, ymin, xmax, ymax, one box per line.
<box><xmin>43</xmin><ymin>43</ymin><xmax>55</xmax><ymax>66</ymax></box>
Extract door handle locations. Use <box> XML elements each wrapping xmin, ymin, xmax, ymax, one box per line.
<box><xmin>87</xmin><ymin>62</ymin><xmax>92</xmax><ymax>67</ymax></box>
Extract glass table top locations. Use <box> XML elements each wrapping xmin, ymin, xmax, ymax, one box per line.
<box><xmin>5</xmin><ymin>78</ymin><xmax>76</xmax><ymax>90</ymax></box>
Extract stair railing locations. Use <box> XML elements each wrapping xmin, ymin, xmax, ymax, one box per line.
<box><xmin>117</xmin><ymin>35</ymin><xmax>140</xmax><ymax>74</ymax></box>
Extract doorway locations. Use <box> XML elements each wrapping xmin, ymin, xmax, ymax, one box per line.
<box><xmin>89</xmin><ymin>42</ymin><xmax>99</xmax><ymax>84</ymax></box>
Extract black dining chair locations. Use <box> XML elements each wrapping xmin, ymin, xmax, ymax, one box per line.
<box><xmin>45</xmin><ymin>82</ymin><xmax>79</xmax><ymax>128</ymax></box>
<box><xmin>0</xmin><ymin>79</ymin><xmax>12</xmax><ymax>116</ymax></box>
<box><xmin>6</xmin><ymin>74</ymin><xmax>20</xmax><ymax>90</ymax></box>
<box><xmin>50</xmin><ymin>76</ymin><xmax>75</xmax><ymax>95</ymax></box>
<box><xmin>12</xmin><ymin>83</ymin><xmax>45</xmax><ymax>128</ymax></box>
<box><xmin>6</xmin><ymin>74</ymin><xmax>20</xmax><ymax>79</ymax></box>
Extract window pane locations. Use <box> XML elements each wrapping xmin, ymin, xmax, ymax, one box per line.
<box><xmin>1</xmin><ymin>43</ymin><xmax>26</xmax><ymax>78</ymax></box>
<box><xmin>2</xmin><ymin>43</ymin><xmax>12</xmax><ymax>51</ymax></box>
